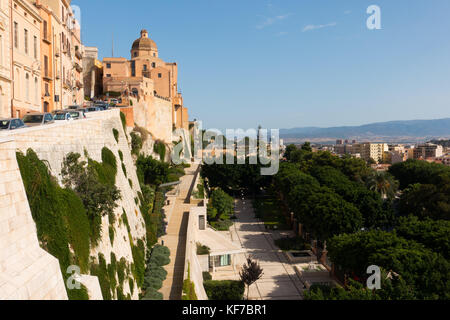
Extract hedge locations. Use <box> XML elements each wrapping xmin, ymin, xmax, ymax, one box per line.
<box><xmin>203</xmin><ymin>280</ymin><xmax>245</xmax><ymax>300</ymax></box>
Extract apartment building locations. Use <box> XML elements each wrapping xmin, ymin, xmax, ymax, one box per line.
<box><xmin>353</xmin><ymin>143</ymin><xmax>389</xmax><ymax>163</ymax></box>
<box><xmin>11</xmin><ymin>0</ymin><xmax>42</xmax><ymax>118</ymax></box>
<box><xmin>0</xmin><ymin>0</ymin><xmax>12</xmax><ymax>119</ymax></box>
<box><xmin>413</xmin><ymin>143</ymin><xmax>444</xmax><ymax>160</ymax></box>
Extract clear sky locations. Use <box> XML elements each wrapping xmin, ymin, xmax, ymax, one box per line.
<box><xmin>72</xmin><ymin>0</ymin><xmax>450</xmax><ymax>130</ymax></box>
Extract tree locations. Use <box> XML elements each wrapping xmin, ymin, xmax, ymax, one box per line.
<box><xmin>301</xmin><ymin>142</ymin><xmax>313</xmax><ymax>152</ymax></box>
<box><xmin>395</xmin><ymin>216</ymin><xmax>450</xmax><ymax>259</ymax></box>
<box><xmin>365</xmin><ymin>171</ymin><xmax>399</xmax><ymax>199</ymax></box>
<box><xmin>240</xmin><ymin>258</ymin><xmax>263</xmax><ymax>300</ymax></box>
<box><xmin>297</xmin><ymin>187</ymin><xmax>363</xmax><ymax>241</ymax></box>
<box><xmin>398</xmin><ymin>183</ymin><xmax>450</xmax><ymax>221</ymax></box>
<box><xmin>209</xmin><ymin>188</ymin><xmax>234</xmax><ymax>220</ymax></box>
<box><xmin>328</xmin><ymin>230</ymin><xmax>450</xmax><ymax>299</ymax></box>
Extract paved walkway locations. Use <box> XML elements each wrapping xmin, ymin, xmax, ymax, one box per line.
<box><xmin>230</xmin><ymin>199</ymin><xmax>305</xmax><ymax>300</ymax></box>
<box><xmin>160</xmin><ymin>164</ymin><xmax>199</xmax><ymax>300</ymax></box>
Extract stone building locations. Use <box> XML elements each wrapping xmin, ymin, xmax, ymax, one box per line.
<box><xmin>37</xmin><ymin>0</ymin><xmax>83</xmax><ymax>109</ymax></box>
<box><xmin>82</xmin><ymin>46</ymin><xmax>102</xmax><ymax>99</ymax></box>
<box><xmin>103</xmin><ymin>29</ymin><xmax>190</xmax><ymax>137</ymax></box>
<box><xmin>0</xmin><ymin>0</ymin><xmax>12</xmax><ymax>119</ymax></box>
<box><xmin>35</xmin><ymin>0</ymin><xmax>53</xmax><ymax>112</ymax></box>
<box><xmin>11</xmin><ymin>0</ymin><xmax>42</xmax><ymax>118</ymax></box>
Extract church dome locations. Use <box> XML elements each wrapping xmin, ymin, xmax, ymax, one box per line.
<box><xmin>132</xmin><ymin>29</ymin><xmax>158</xmax><ymax>52</ymax></box>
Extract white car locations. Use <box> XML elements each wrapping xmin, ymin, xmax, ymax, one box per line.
<box><xmin>53</xmin><ymin>112</ymin><xmax>73</xmax><ymax>122</ymax></box>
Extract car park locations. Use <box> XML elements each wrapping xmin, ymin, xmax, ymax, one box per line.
<box><xmin>22</xmin><ymin>113</ymin><xmax>54</xmax><ymax>127</ymax></box>
<box><xmin>0</xmin><ymin>118</ymin><xmax>27</xmax><ymax>131</ymax></box>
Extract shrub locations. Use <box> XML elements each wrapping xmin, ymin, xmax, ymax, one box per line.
<box><xmin>131</xmin><ymin>239</ymin><xmax>146</xmax><ymax>288</ymax></box>
<box><xmin>274</xmin><ymin>237</ymin><xmax>311</xmax><ymax>251</ymax></box>
<box><xmin>197</xmin><ymin>243</ymin><xmax>211</xmax><ymax>255</ymax></box>
<box><xmin>149</xmin><ymin>251</ymin><xmax>170</xmax><ymax>266</ymax></box>
<box><xmin>16</xmin><ymin>150</ymin><xmax>90</xmax><ymax>299</ymax></box>
<box><xmin>113</xmin><ymin>128</ymin><xmax>119</xmax><ymax>143</ymax></box>
<box><xmin>120</xmin><ymin>112</ymin><xmax>127</xmax><ymax>134</ymax></box>
<box><xmin>61</xmin><ymin>152</ymin><xmax>121</xmax><ymax>246</ymax></box>
<box><xmin>203</xmin><ymin>272</ymin><xmax>212</xmax><ymax>281</ymax></box>
<box><xmin>203</xmin><ymin>280</ymin><xmax>245</xmax><ymax>300</ymax></box>
<box><xmin>154</xmin><ymin>141</ymin><xmax>166</xmax><ymax>161</ymax></box>
<box><xmin>109</xmin><ymin>225</ymin><xmax>115</xmax><ymax>246</ymax></box>
<box><xmin>144</xmin><ymin>276</ymin><xmax>163</xmax><ymax>290</ymax></box>
<box><xmin>182</xmin><ymin>263</ymin><xmax>198</xmax><ymax>300</ymax></box>
<box><xmin>131</xmin><ymin>132</ymin><xmax>143</xmax><ymax>156</ymax></box>
<box><xmin>122</xmin><ymin>163</ymin><xmax>127</xmax><ymax>178</ymax></box>
<box><xmin>142</xmin><ymin>288</ymin><xmax>163</xmax><ymax>300</ymax></box>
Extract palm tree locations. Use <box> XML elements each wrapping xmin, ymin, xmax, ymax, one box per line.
<box><xmin>366</xmin><ymin>171</ymin><xmax>399</xmax><ymax>199</ymax></box>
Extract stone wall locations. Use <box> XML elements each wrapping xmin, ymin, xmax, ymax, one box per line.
<box><xmin>0</xmin><ymin>137</ymin><xmax>68</xmax><ymax>300</ymax></box>
<box><xmin>0</xmin><ymin>109</ymin><xmax>147</xmax><ymax>300</ymax></box>
<box><xmin>184</xmin><ymin>205</ymin><xmax>208</xmax><ymax>300</ymax></box>
<box><xmin>132</xmin><ymin>96</ymin><xmax>173</xmax><ymax>144</ymax></box>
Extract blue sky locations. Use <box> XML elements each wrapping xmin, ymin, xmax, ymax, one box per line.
<box><xmin>73</xmin><ymin>0</ymin><xmax>450</xmax><ymax>130</ymax></box>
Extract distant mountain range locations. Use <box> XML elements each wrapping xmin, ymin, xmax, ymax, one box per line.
<box><xmin>280</xmin><ymin>118</ymin><xmax>450</xmax><ymax>144</ymax></box>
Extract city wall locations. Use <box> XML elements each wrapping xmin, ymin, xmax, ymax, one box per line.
<box><xmin>0</xmin><ymin>109</ymin><xmax>147</xmax><ymax>299</ymax></box>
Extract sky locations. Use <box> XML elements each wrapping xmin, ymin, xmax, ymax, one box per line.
<box><xmin>72</xmin><ymin>0</ymin><xmax>450</xmax><ymax>130</ymax></box>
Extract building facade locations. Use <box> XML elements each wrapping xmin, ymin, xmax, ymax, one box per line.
<box><xmin>11</xmin><ymin>0</ymin><xmax>42</xmax><ymax>118</ymax></box>
<box><xmin>352</xmin><ymin>143</ymin><xmax>389</xmax><ymax>163</ymax></box>
<box><xmin>413</xmin><ymin>143</ymin><xmax>444</xmax><ymax>160</ymax></box>
<box><xmin>103</xmin><ymin>29</ymin><xmax>189</xmax><ymax>133</ymax></box>
<box><xmin>82</xmin><ymin>46</ymin><xmax>102</xmax><ymax>99</ymax></box>
<box><xmin>0</xmin><ymin>0</ymin><xmax>12</xmax><ymax>119</ymax></box>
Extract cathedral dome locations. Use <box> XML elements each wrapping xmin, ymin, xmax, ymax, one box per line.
<box><xmin>132</xmin><ymin>29</ymin><xmax>158</xmax><ymax>52</ymax></box>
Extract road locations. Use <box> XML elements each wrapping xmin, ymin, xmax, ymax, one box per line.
<box><xmin>231</xmin><ymin>198</ymin><xmax>304</xmax><ymax>300</ymax></box>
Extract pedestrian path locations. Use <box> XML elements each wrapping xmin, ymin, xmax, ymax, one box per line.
<box><xmin>160</xmin><ymin>164</ymin><xmax>199</xmax><ymax>300</ymax></box>
<box><xmin>231</xmin><ymin>199</ymin><xmax>304</xmax><ymax>300</ymax></box>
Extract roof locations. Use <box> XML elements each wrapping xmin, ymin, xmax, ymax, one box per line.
<box><xmin>198</xmin><ymin>227</ymin><xmax>245</xmax><ymax>257</ymax></box>
<box><xmin>132</xmin><ymin>30</ymin><xmax>158</xmax><ymax>51</ymax></box>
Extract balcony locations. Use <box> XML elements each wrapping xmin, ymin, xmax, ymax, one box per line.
<box><xmin>74</xmin><ymin>62</ymin><xmax>83</xmax><ymax>73</ymax></box>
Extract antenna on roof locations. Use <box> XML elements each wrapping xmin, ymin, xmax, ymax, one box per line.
<box><xmin>112</xmin><ymin>32</ymin><xmax>114</xmax><ymax>57</ymax></box>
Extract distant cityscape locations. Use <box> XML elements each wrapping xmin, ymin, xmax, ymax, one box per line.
<box><xmin>290</xmin><ymin>139</ymin><xmax>450</xmax><ymax>170</ymax></box>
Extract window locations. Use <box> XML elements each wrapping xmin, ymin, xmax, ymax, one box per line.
<box><xmin>24</xmin><ymin>29</ymin><xmax>28</xmax><ymax>54</ymax></box>
<box><xmin>134</xmin><ymin>52</ymin><xmax>138</xmax><ymax>57</ymax></box>
<box><xmin>106</xmin><ymin>74</ymin><xmax>111</xmax><ymax>77</ymax></box>
<box><xmin>0</xmin><ymin>35</ymin><xmax>3</xmax><ymax>66</ymax></box>
<box><xmin>43</xmin><ymin>21</ymin><xmax>48</xmax><ymax>40</ymax></box>
<box><xmin>158</xmin><ymin>73</ymin><xmax>162</xmax><ymax>78</ymax></box>
<box><xmin>25</xmin><ymin>73</ymin><xmax>30</xmax><ymax>101</ymax></box>
<box><xmin>34</xmin><ymin>36</ymin><xmax>37</xmax><ymax>58</ymax></box>
<box><xmin>34</xmin><ymin>77</ymin><xmax>38</xmax><ymax>104</ymax></box>
<box><xmin>152</xmin><ymin>62</ymin><xmax>156</xmax><ymax>68</ymax></box>
<box><xmin>143</xmin><ymin>64</ymin><xmax>147</xmax><ymax>71</ymax></box>
<box><xmin>106</xmin><ymin>63</ymin><xmax>111</xmax><ymax>69</ymax></box>
<box><xmin>44</xmin><ymin>56</ymin><xmax>49</xmax><ymax>77</ymax></box>
<box><xmin>14</xmin><ymin>22</ymin><xmax>18</xmax><ymax>49</ymax></box>
<box><xmin>45</xmin><ymin>83</ymin><xmax>49</xmax><ymax>96</ymax></box>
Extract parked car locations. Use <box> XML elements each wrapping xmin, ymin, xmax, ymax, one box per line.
<box><xmin>66</xmin><ymin>105</ymin><xmax>81</xmax><ymax>110</ymax></box>
<box><xmin>0</xmin><ymin>118</ymin><xmax>27</xmax><ymax>131</ymax></box>
<box><xmin>69</xmin><ymin>110</ymin><xmax>86</xmax><ymax>120</ymax></box>
<box><xmin>86</xmin><ymin>106</ymin><xmax>101</xmax><ymax>112</ymax></box>
<box><xmin>22</xmin><ymin>113</ymin><xmax>54</xmax><ymax>127</ymax></box>
<box><xmin>53</xmin><ymin>112</ymin><xmax>73</xmax><ymax>122</ymax></box>
<box><xmin>110</xmin><ymin>98</ymin><xmax>119</xmax><ymax>105</ymax></box>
